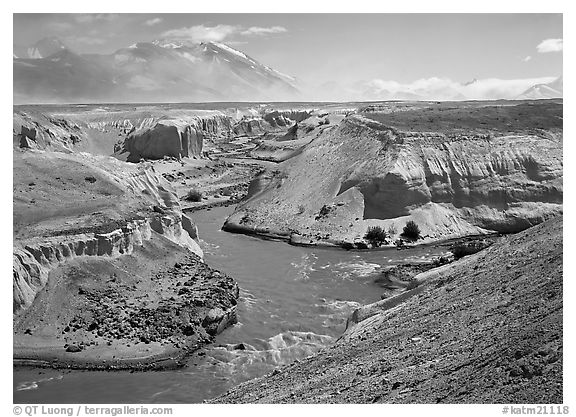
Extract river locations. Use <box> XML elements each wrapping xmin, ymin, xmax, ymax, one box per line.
<box><xmin>13</xmin><ymin>205</ymin><xmax>450</xmax><ymax>403</ymax></box>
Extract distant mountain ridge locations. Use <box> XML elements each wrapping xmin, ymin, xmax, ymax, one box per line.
<box><xmin>13</xmin><ymin>37</ymin><xmax>300</xmax><ymax>103</ymax></box>
<box><xmin>13</xmin><ymin>36</ymin><xmax>68</xmax><ymax>59</ymax></box>
<box><xmin>517</xmin><ymin>76</ymin><xmax>563</xmax><ymax>100</ymax></box>
<box><xmin>13</xmin><ymin>37</ymin><xmax>563</xmax><ymax>103</ymax></box>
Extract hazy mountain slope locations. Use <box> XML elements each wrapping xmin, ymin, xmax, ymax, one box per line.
<box><xmin>517</xmin><ymin>76</ymin><xmax>563</xmax><ymax>100</ymax></box>
<box><xmin>13</xmin><ymin>49</ymin><xmax>116</xmax><ymax>103</ymax></box>
<box><xmin>13</xmin><ymin>36</ymin><xmax>68</xmax><ymax>59</ymax></box>
<box><xmin>13</xmin><ymin>38</ymin><xmax>300</xmax><ymax>103</ymax></box>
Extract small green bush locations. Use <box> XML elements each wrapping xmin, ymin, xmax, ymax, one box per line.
<box><xmin>364</xmin><ymin>226</ymin><xmax>388</xmax><ymax>247</ymax></box>
<box><xmin>341</xmin><ymin>242</ymin><xmax>354</xmax><ymax>250</ymax></box>
<box><xmin>401</xmin><ymin>221</ymin><xmax>421</xmax><ymax>240</ymax></box>
<box><xmin>451</xmin><ymin>240</ymin><xmax>492</xmax><ymax>260</ymax></box>
<box><xmin>432</xmin><ymin>256</ymin><xmax>451</xmax><ymax>267</ymax></box>
<box><xmin>184</xmin><ymin>188</ymin><xmax>203</xmax><ymax>202</ymax></box>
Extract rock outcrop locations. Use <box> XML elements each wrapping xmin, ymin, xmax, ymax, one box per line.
<box><xmin>110</xmin><ymin>114</ymin><xmax>236</xmax><ymax>161</ymax></box>
<box><xmin>224</xmin><ymin>102</ymin><xmax>562</xmax><ymax>246</ymax></box>
<box><xmin>13</xmin><ymin>212</ymin><xmax>202</xmax><ymax>314</ymax></box>
<box><xmin>122</xmin><ymin>120</ymin><xmax>206</xmax><ymax>161</ymax></box>
<box><xmin>14</xmin><ymin>250</ymin><xmax>239</xmax><ymax>370</ymax></box>
<box><xmin>13</xmin><ymin>110</ymin><xmax>84</xmax><ymax>151</ymax></box>
<box><xmin>262</xmin><ymin>109</ymin><xmax>313</xmax><ymax>127</ymax></box>
<box><xmin>13</xmin><ymin>150</ymin><xmax>203</xmax><ymax>314</ymax></box>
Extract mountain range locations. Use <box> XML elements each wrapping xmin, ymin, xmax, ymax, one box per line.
<box><xmin>13</xmin><ymin>37</ymin><xmax>299</xmax><ymax>103</ymax></box>
<box><xmin>13</xmin><ymin>37</ymin><xmax>563</xmax><ymax>103</ymax></box>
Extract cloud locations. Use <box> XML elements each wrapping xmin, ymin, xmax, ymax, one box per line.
<box><xmin>46</xmin><ymin>21</ymin><xmax>74</xmax><ymax>32</ymax></box>
<box><xmin>241</xmin><ymin>26</ymin><xmax>287</xmax><ymax>36</ymax></box>
<box><xmin>523</xmin><ymin>55</ymin><xmax>532</xmax><ymax>62</ymax></box>
<box><xmin>65</xmin><ymin>36</ymin><xmax>106</xmax><ymax>46</ymax></box>
<box><xmin>145</xmin><ymin>18</ymin><xmax>163</xmax><ymax>26</ymax></box>
<box><xmin>73</xmin><ymin>14</ymin><xmax>119</xmax><ymax>24</ymax></box>
<box><xmin>461</xmin><ymin>77</ymin><xmax>555</xmax><ymax>99</ymax></box>
<box><xmin>353</xmin><ymin>76</ymin><xmax>557</xmax><ymax>101</ymax></box>
<box><xmin>162</xmin><ymin>24</ymin><xmax>239</xmax><ymax>42</ymax></box>
<box><xmin>537</xmin><ymin>38</ymin><xmax>563</xmax><ymax>53</ymax></box>
<box><xmin>161</xmin><ymin>24</ymin><xmax>287</xmax><ymax>42</ymax></box>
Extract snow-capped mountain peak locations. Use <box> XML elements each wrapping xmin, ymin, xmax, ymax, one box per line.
<box><xmin>14</xmin><ymin>37</ymin><xmax>300</xmax><ymax>103</ymax></box>
<box><xmin>517</xmin><ymin>76</ymin><xmax>563</xmax><ymax>100</ymax></box>
<box><xmin>26</xmin><ymin>37</ymin><xmax>68</xmax><ymax>59</ymax></box>
<box><xmin>210</xmin><ymin>42</ymin><xmax>251</xmax><ymax>61</ymax></box>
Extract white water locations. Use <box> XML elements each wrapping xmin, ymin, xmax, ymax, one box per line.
<box><xmin>14</xmin><ymin>205</ymin><xmax>449</xmax><ymax>403</ymax></box>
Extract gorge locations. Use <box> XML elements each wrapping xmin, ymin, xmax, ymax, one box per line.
<box><xmin>13</xmin><ymin>99</ymin><xmax>563</xmax><ymax>404</ymax></box>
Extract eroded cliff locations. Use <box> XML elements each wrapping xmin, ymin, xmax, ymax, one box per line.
<box><xmin>13</xmin><ymin>150</ymin><xmax>203</xmax><ymax>313</ymax></box>
<box><xmin>224</xmin><ymin>102</ymin><xmax>562</xmax><ymax>246</ymax></box>
<box><xmin>13</xmin><ymin>147</ymin><xmax>241</xmax><ymax>369</ymax></box>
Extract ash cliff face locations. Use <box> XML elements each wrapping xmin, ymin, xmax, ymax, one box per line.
<box><xmin>224</xmin><ymin>102</ymin><xmax>562</xmax><ymax>245</ymax></box>
<box><xmin>13</xmin><ymin>150</ymin><xmax>202</xmax><ymax>314</ymax></box>
<box><xmin>13</xmin><ymin>106</ymin><xmax>316</xmax><ymax>162</ymax></box>
<box><xmin>119</xmin><ymin>116</ymin><xmax>231</xmax><ymax>162</ymax></box>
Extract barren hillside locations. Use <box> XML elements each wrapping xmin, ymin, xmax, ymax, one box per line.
<box><xmin>213</xmin><ymin>215</ymin><xmax>563</xmax><ymax>403</ymax></box>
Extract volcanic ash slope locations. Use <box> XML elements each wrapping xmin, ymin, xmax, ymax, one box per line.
<box><xmin>213</xmin><ymin>215</ymin><xmax>562</xmax><ymax>403</ymax></box>
<box><xmin>13</xmin><ymin>150</ymin><xmax>239</xmax><ymax>369</ymax></box>
<box><xmin>224</xmin><ymin>109</ymin><xmax>562</xmax><ymax>246</ymax></box>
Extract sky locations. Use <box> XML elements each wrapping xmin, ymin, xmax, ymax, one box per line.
<box><xmin>13</xmin><ymin>13</ymin><xmax>563</xmax><ymax>99</ymax></box>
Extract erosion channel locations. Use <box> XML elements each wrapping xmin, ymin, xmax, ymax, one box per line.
<box><xmin>14</xmin><ymin>204</ymin><xmax>451</xmax><ymax>403</ymax></box>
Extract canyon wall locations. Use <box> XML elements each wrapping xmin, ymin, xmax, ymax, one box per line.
<box><xmin>13</xmin><ymin>150</ymin><xmax>203</xmax><ymax>314</ymax></box>
<box><xmin>13</xmin><ymin>110</ymin><xmax>85</xmax><ymax>151</ymax></box>
<box><xmin>224</xmin><ymin>111</ymin><xmax>562</xmax><ymax>246</ymax></box>
<box><xmin>120</xmin><ymin>116</ymin><xmax>233</xmax><ymax>161</ymax></box>
<box><xmin>13</xmin><ymin>213</ymin><xmax>201</xmax><ymax>313</ymax></box>
<box><xmin>14</xmin><ymin>107</ymin><xmax>316</xmax><ymax>161</ymax></box>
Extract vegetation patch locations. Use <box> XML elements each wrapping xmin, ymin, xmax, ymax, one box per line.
<box><xmin>364</xmin><ymin>226</ymin><xmax>388</xmax><ymax>247</ymax></box>
<box><xmin>401</xmin><ymin>221</ymin><xmax>421</xmax><ymax>241</ymax></box>
<box><xmin>451</xmin><ymin>240</ymin><xmax>494</xmax><ymax>260</ymax></box>
<box><xmin>184</xmin><ymin>188</ymin><xmax>203</xmax><ymax>202</ymax></box>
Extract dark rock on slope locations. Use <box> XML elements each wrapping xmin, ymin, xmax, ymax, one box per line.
<box><xmin>14</xmin><ymin>250</ymin><xmax>239</xmax><ymax>370</ymax></box>
<box><xmin>212</xmin><ymin>215</ymin><xmax>562</xmax><ymax>403</ymax></box>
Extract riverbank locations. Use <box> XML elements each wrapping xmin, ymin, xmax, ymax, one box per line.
<box><xmin>223</xmin><ymin>217</ymin><xmax>502</xmax><ymax>251</ymax></box>
<box><xmin>212</xmin><ymin>215</ymin><xmax>563</xmax><ymax>403</ymax></box>
<box><xmin>14</xmin><ymin>238</ymin><xmax>239</xmax><ymax>371</ymax></box>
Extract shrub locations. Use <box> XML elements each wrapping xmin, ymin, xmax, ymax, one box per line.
<box><xmin>341</xmin><ymin>242</ymin><xmax>354</xmax><ymax>250</ymax></box>
<box><xmin>432</xmin><ymin>256</ymin><xmax>451</xmax><ymax>267</ymax></box>
<box><xmin>364</xmin><ymin>226</ymin><xmax>388</xmax><ymax>247</ymax></box>
<box><xmin>387</xmin><ymin>224</ymin><xmax>397</xmax><ymax>236</ymax></box>
<box><xmin>401</xmin><ymin>221</ymin><xmax>421</xmax><ymax>240</ymax></box>
<box><xmin>450</xmin><ymin>240</ymin><xmax>493</xmax><ymax>260</ymax></box>
<box><xmin>184</xmin><ymin>188</ymin><xmax>203</xmax><ymax>202</ymax></box>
